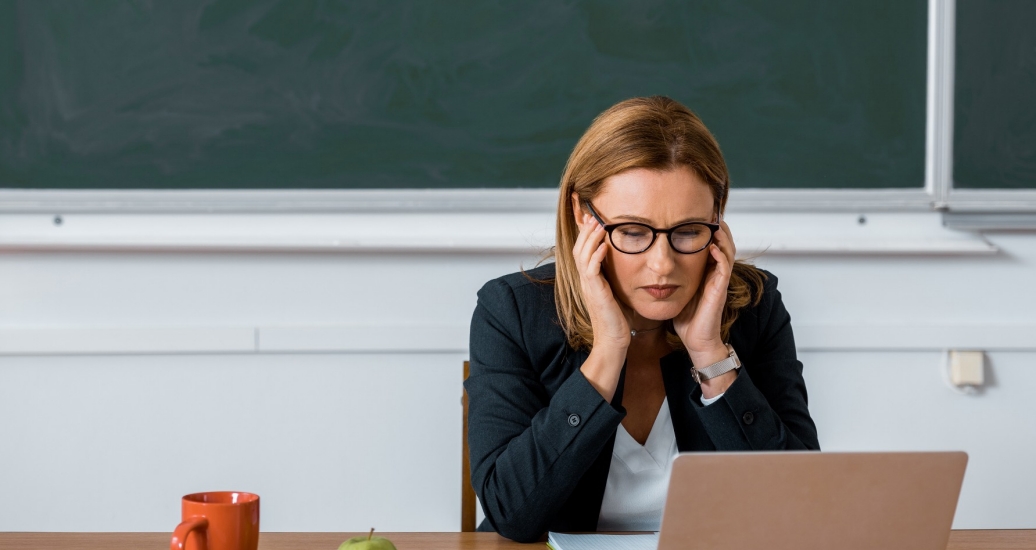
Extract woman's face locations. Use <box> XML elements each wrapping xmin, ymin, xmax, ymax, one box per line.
<box><xmin>575</xmin><ymin>166</ymin><xmax>716</xmax><ymax>323</ymax></box>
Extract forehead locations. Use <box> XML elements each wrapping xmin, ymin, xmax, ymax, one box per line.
<box><xmin>594</xmin><ymin>166</ymin><xmax>715</xmax><ymax>223</ymax></box>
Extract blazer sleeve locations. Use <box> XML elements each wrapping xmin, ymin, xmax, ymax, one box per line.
<box><xmin>691</xmin><ymin>275</ymin><xmax>821</xmax><ymax>451</ymax></box>
<box><xmin>465</xmin><ymin>278</ymin><xmax>624</xmax><ymax>543</ymax></box>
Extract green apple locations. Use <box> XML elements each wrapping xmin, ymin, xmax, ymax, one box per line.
<box><xmin>338</xmin><ymin>528</ymin><xmax>397</xmax><ymax>550</ymax></box>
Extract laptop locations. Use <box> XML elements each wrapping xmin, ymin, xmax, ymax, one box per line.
<box><xmin>656</xmin><ymin>451</ymin><xmax>968</xmax><ymax>550</ymax></box>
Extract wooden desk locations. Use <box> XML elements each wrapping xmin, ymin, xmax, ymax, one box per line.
<box><xmin>1</xmin><ymin>531</ymin><xmax>1034</xmax><ymax>549</ymax></box>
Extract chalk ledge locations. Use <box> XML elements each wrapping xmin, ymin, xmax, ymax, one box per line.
<box><xmin>0</xmin><ymin>211</ymin><xmax>997</xmax><ymax>255</ymax></box>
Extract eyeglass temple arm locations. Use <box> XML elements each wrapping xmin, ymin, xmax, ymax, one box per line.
<box><xmin>583</xmin><ymin>201</ymin><xmax>607</xmax><ymax>227</ymax></box>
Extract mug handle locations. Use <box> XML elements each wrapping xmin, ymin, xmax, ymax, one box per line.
<box><xmin>171</xmin><ymin>516</ymin><xmax>209</xmax><ymax>550</ymax></box>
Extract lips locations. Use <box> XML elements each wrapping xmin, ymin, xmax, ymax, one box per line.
<box><xmin>643</xmin><ymin>285</ymin><xmax>678</xmax><ymax>299</ymax></box>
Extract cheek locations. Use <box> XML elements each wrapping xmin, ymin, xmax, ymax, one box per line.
<box><xmin>601</xmin><ymin>248</ymin><xmax>640</xmax><ymax>298</ymax></box>
<box><xmin>678</xmin><ymin>254</ymin><xmax>710</xmax><ymax>288</ymax></box>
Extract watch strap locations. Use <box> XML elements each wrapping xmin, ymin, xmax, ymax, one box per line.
<box><xmin>692</xmin><ymin>344</ymin><xmax>741</xmax><ymax>384</ymax></box>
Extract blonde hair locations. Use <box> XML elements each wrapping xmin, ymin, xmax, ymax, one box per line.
<box><xmin>546</xmin><ymin>96</ymin><xmax>766</xmax><ymax>350</ymax></box>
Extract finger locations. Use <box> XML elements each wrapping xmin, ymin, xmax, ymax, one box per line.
<box><xmin>707</xmin><ymin>244</ymin><xmax>733</xmax><ymax>290</ymax></box>
<box><xmin>572</xmin><ymin>215</ymin><xmax>592</xmax><ymax>255</ymax></box>
<box><xmin>576</xmin><ymin>224</ymin><xmax>606</xmax><ymax>274</ymax></box>
<box><xmin>718</xmin><ymin>220</ymin><xmax>736</xmax><ymax>261</ymax></box>
<box><xmin>572</xmin><ymin>218</ymin><xmax>601</xmax><ymax>265</ymax></box>
<box><xmin>587</xmin><ymin>242</ymin><xmax>608</xmax><ymax>277</ymax></box>
<box><xmin>710</xmin><ymin>243</ymin><xmax>731</xmax><ymax>272</ymax></box>
<box><xmin>711</xmin><ymin>228</ymin><xmax>735</xmax><ymax>267</ymax></box>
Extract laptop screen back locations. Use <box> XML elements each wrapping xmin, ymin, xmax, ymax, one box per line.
<box><xmin>658</xmin><ymin>451</ymin><xmax>967</xmax><ymax>550</ymax></box>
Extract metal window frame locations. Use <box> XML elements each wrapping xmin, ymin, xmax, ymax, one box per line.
<box><xmin>0</xmin><ymin>0</ymin><xmax>1032</xmax><ymax>220</ymax></box>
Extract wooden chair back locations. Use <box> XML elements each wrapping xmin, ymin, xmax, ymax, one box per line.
<box><xmin>462</xmin><ymin>360</ymin><xmax>477</xmax><ymax>532</ymax></box>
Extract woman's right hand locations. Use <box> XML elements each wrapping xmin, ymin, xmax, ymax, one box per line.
<box><xmin>573</xmin><ymin>208</ymin><xmax>631</xmax><ymax>351</ymax></box>
<box><xmin>573</xmin><ymin>208</ymin><xmax>630</xmax><ymax>402</ymax></box>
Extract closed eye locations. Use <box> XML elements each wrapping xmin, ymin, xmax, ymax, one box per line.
<box><xmin>616</xmin><ymin>225</ymin><xmax>651</xmax><ymax>238</ymax></box>
<box><xmin>672</xmin><ymin>226</ymin><xmax>704</xmax><ymax>238</ymax></box>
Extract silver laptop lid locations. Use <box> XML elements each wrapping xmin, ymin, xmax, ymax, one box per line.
<box><xmin>658</xmin><ymin>451</ymin><xmax>967</xmax><ymax>550</ymax></box>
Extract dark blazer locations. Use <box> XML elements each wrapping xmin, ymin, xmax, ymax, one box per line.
<box><xmin>465</xmin><ymin>262</ymin><xmax>819</xmax><ymax>543</ymax></box>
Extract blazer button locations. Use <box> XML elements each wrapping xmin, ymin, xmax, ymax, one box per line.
<box><xmin>742</xmin><ymin>411</ymin><xmax>755</xmax><ymax>425</ymax></box>
<box><xmin>567</xmin><ymin>414</ymin><xmax>581</xmax><ymax>427</ymax></box>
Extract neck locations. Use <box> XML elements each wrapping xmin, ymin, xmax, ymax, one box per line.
<box><xmin>630</xmin><ymin>319</ymin><xmax>663</xmax><ymax>332</ymax></box>
<box><xmin>627</xmin><ymin>326</ymin><xmax>670</xmax><ymax>355</ymax></box>
<box><xmin>620</xmin><ymin>304</ymin><xmax>671</xmax><ymax>351</ymax></box>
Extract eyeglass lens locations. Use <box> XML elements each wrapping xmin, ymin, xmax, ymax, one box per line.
<box><xmin>611</xmin><ymin>223</ymin><xmax>712</xmax><ymax>254</ymax></box>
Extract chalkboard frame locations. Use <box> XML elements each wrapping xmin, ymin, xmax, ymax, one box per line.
<box><xmin>0</xmin><ymin>187</ymin><xmax>939</xmax><ymax>214</ymax></box>
<box><xmin>944</xmin><ymin>0</ymin><xmax>1036</xmax><ymax>217</ymax></box>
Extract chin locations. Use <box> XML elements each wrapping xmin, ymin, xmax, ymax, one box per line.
<box><xmin>631</xmin><ymin>300</ymin><xmax>687</xmax><ymax>321</ymax></box>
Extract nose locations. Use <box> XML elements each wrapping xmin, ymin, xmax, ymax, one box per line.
<box><xmin>644</xmin><ymin>232</ymin><xmax>677</xmax><ymax>275</ymax></box>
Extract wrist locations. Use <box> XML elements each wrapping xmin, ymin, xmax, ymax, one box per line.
<box><xmin>591</xmin><ymin>329</ymin><xmax>631</xmax><ymax>353</ymax></box>
<box><xmin>687</xmin><ymin>342</ymin><xmax>729</xmax><ymax>369</ymax></box>
<box><xmin>691</xmin><ymin>342</ymin><xmax>741</xmax><ymax>393</ymax></box>
<box><xmin>700</xmin><ymin>370</ymin><xmax>737</xmax><ymax>399</ymax></box>
<box><xmin>582</xmin><ymin>344</ymin><xmax>627</xmax><ymax>402</ymax></box>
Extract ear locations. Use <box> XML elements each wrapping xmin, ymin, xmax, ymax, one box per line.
<box><xmin>571</xmin><ymin>192</ymin><xmax>589</xmax><ymax>225</ymax></box>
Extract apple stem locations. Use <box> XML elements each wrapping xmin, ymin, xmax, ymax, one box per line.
<box><xmin>368</xmin><ymin>528</ymin><xmax>374</xmax><ymax>541</ymax></box>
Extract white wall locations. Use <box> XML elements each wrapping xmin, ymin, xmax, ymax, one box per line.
<box><xmin>1</xmin><ymin>210</ymin><xmax>1034</xmax><ymax>531</ymax></box>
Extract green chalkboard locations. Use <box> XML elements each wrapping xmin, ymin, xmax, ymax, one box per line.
<box><xmin>0</xmin><ymin>1</ymin><xmax>927</xmax><ymax>190</ymax></box>
<box><xmin>954</xmin><ymin>0</ymin><xmax>1036</xmax><ymax>190</ymax></box>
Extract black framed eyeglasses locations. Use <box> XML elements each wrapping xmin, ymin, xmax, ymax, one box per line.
<box><xmin>584</xmin><ymin>201</ymin><xmax>719</xmax><ymax>255</ymax></box>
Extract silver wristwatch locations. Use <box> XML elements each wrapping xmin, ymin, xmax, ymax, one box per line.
<box><xmin>691</xmin><ymin>343</ymin><xmax>741</xmax><ymax>384</ymax></box>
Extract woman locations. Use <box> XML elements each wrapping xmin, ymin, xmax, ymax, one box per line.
<box><xmin>465</xmin><ymin>96</ymin><xmax>819</xmax><ymax>542</ymax></box>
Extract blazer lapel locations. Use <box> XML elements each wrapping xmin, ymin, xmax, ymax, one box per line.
<box><xmin>553</xmin><ymin>350</ymin><xmax>626</xmax><ymax>532</ymax></box>
<box><xmin>660</xmin><ymin>350</ymin><xmax>717</xmax><ymax>451</ymax></box>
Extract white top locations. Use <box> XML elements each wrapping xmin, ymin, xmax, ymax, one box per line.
<box><xmin>597</xmin><ymin>393</ymin><xmax>724</xmax><ymax>531</ymax></box>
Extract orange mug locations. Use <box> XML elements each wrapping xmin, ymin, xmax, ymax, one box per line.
<box><xmin>170</xmin><ymin>491</ymin><xmax>260</xmax><ymax>550</ymax></box>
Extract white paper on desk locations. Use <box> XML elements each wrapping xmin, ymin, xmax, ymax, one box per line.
<box><xmin>546</xmin><ymin>532</ymin><xmax>658</xmax><ymax>550</ymax></box>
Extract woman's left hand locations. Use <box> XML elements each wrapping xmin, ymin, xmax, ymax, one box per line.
<box><xmin>673</xmin><ymin>219</ymin><xmax>737</xmax><ymax>383</ymax></box>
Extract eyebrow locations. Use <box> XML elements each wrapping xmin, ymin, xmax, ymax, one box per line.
<box><xmin>613</xmin><ymin>214</ymin><xmax>714</xmax><ymax>225</ymax></box>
